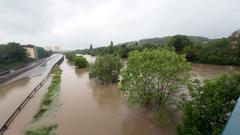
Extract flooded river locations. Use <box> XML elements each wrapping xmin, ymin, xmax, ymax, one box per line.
<box><xmin>0</xmin><ymin>54</ymin><xmax>239</xmax><ymax>135</ymax></box>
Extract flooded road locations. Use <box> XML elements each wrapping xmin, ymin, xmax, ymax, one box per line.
<box><xmin>0</xmin><ymin>54</ymin><xmax>63</xmax><ymax>129</ymax></box>
<box><xmin>0</xmin><ymin>54</ymin><xmax>239</xmax><ymax>135</ymax></box>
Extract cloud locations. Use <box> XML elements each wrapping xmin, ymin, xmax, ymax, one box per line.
<box><xmin>0</xmin><ymin>0</ymin><xmax>239</xmax><ymax>50</ymax></box>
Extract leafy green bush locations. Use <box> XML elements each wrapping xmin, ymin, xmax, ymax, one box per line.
<box><xmin>177</xmin><ymin>73</ymin><xmax>240</xmax><ymax>135</ymax></box>
<box><xmin>74</xmin><ymin>56</ymin><xmax>88</xmax><ymax>68</ymax></box>
<box><xmin>89</xmin><ymin>55</ymin><xmax>122</xmax><ymax>83</ymax></box>
<box><xmin>121</xmin><ymin>49</ymin><xmax>191</xmax><ymax>126</ymax></box>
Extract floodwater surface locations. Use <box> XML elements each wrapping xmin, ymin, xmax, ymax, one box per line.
<box><xmin>0</xmin><ymin>54</ymin><xmax>63</xmax><ymax>129</ymax></box>
<box><xmin>55</xmin><ymin>59</ymin><xmax>176</xmax><ymax>135</ymax></box>
<box><xmin>0</xmin><ymin>54</ymin><xmax>239</xmax><ymax>135</ymax></box>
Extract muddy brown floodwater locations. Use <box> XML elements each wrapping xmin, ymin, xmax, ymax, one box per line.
<box><xmin>55</xmin><ymin>58</ymin><xmax>176</xmax><ymax>135</ymax></box>
<box><xmin>0</xmin><ymin>54</ymin><xmax>239</xmax><ymax>135</ymax></box>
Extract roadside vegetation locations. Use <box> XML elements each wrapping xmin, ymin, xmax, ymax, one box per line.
<box><xmin>0</xmin><ymin>42</ymin><xmax>52</xmax><ymax>73</ymax></box>
<box><xmin>25</xmin><ymin>124</ymin><xmax>58</xmax><ymax>135</ymax></box>
<box><xmin>0</xmin><ymin>42</ymin><xmax>30</xmax><ymax>72</ymax></box>
<box><xmin>121</xmin><ymin>49</ymin><xmax>191</xmax><ymax>125</ymax></box>
<box><xmin>177</xmin><ymin>73</ymin><xmax>240</xmax><ymax>135</ymax></box>
<box><xmin>89</xmin><ymin>55</ymin><xmax>122</xmax><ymax>83</ymax></box>
<box><xmin>33</xmin><ymin>66</ymin><xmax>62</xmax><ymax>120</ymax></box>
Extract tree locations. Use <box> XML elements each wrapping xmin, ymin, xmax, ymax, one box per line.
<box><xmin>168</xmin><ymin>35</ymin><xmax>193</xmax><ymax>52</ymax></box>
<box><xmin>89</xmin><ymin>55</ymin><xmax>122</xmax><ymax>83</ymax></box>
<box><xmin>177</xmin><ymin>73</ymin><xmax>240</xmax><ymax>135</ymax></box>
<box><xmin>90</xmin><ymin>44</ymin><xmax>93</xmax><ymax>50</ymax></box>
<box><xmin>74</xmin><ymin>56</ymin><xmax>88</xmax><ymax>68</ymax></box>
<box><xmin>121</xmin><ymin>49</ymin><xmax>191</xmax><ymax>125</ymax></box>
<box><xmin>110</xmin><ymin>41</ymin><xmax>114</xmax><ymax>47</ymax></box>
<box><xmin>229</xmin><ymin>30</ymin><xmax>240</xmax><ymax>56</ymax></box>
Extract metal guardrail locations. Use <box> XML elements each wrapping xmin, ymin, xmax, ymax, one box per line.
<box><xmin>0</xmin><ymin>55</ymin><xmax>64</xmax><ymax>135</ymax></box>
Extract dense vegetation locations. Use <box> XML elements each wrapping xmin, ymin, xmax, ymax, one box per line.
<box><xmin>0</xmin><ymin>42</ymin><xmax>28</xmax><ymax>62</ymax></box>
<box><xmin>75</xmin><ymin>30</ymin><xmax>240</xmax><ymax>66</ymax></box>
<box><xmin>177</xmin><ymin>73</ymin><xmax>240</xmax><ymax>135</ymax></box>
<box><xmin>34</xmin><ymin>66</ymin><xmax>62</xmax><ymax>120</ymax></box>
<box><xmin>121</xmin><ymin>49</ymin><xmax>191</xmax><ymax>125</ymax></box>
<box><xmin>89</xmin><ymin>55</ymin><xmax>122</xmax><ymax>83</ymax></box>
<box><xmin>64</xmin><ymin>52</ymin><xmax>88</xmax><ymax>68</ymax></box>
<box><xmin>0</xmin><ymin>42</ymin><xmax>51</xmax><ymax>72</ymax></box>
<box><xmin>74</xmin><ymin>56</ymin><xmax>88</xmax><ymax>68</ymax></box>
<box><xmin>0</xmin><ymin>42</ymin><xmax>30</xmax><ymax>72</ymax></box>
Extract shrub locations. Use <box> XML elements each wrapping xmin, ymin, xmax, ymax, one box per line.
<box><xmin>89</xmin><ymin>55</ymin><xmax>122</xmax><ymax>83</ymax></box>
<box><xmin>74</xmin><ymin>56</ymin><xmax>88</xmax><ymax>68</ymax></box>
<box><xmin>177</xmin><ymin>73</ymin><xmax>240</xmax><ymax>135</ymax></box>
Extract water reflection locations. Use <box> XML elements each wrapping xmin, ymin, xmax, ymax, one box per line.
<box><xmin>0</xmin><ymin>78</ymin><xmax>30</xmax><ymax>99</ymax></box>
<box><xmin>192</xmin><ymin>63</ymin><xmax>240</xmax><ymax>80</ymax></box>
<box><xmin>75</xmin><ymin>68</ymin><xmax>87</xmax><ymax>78</ymax></box>
<box><xmin>89</xmin><ymin>80</ymin><xmax>122</xmax><ymax>112</ymax></box>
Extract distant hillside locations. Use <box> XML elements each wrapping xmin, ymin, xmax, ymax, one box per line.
<box><xmin>117</xmin><ymin>35</ymin><xmax>209</xmax><ymax>46</ymax></box>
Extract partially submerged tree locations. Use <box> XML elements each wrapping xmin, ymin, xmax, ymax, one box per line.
<box><xmin>121</xmin><ymin>49</ymin><xmax>191</xmax><ymax>125</ymax></box>
<box><xmin>74</xmin><ymin>55</ymin><xmax>88</xmax><ymax>68</ymax></box>
<box><xmin>89</xmin><ymin>55</ymin><xmax>122</xmax><ymax>83</ymax></box>
<box><xmin>177</xmin><ymin>73</ymin><xmax>240</xmax><ymax>135</ymax></box>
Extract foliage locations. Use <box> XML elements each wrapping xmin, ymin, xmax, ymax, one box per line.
<box><xmin>34</xmin><ymin>66</ymin><xmax>62</xmax><ymax>120</ymax></box>
<box><xmin>121</xmin><ymin>49</ymin><xmax>191</xmax><ymax>125</ymax></box>
<box><xmin>25</xmin><ymin>124</ymin><xmax>58</xmax><ymax>135</ymax></box>
<box><xmin>196</xmin><ymin>38</ymin><xmax>240</xmax><ymax>66</ymax></box>
<box><xmin>177</xmin><ymin>73</ymin><xmax>240</xmax><ymax>135</ymax></box>
<box><xmin>74</xmin><ymin>55</ymin><xmax>88</xmax><ymax>68</ymax></box>
<box><xmin>89</xmin><ymin>55</ymin><xmax>122</xmax><ymax>83</ymax></box>
<box><xmin>64</xmin><ymin>51</ymin><xmax>76</xmax><ymax>62</ymax></box>
<box><xmin>35</xmin><ymin>47</ymin><xmax>48</xmax><ymax>59</ymax></box>
<box><xmin>0</xmin><ymin>42</ymin><xmax>28</xmax><ymax>63</ymax></box>
<box><xmin>167</xmin><ymin>35</ymin><xmax>193</xmax><ymax>52</ymax></box>
<box><xmin>75</xmin><ymin>36</ymin><xmax>207</xmax><ymax>58</ymax></box>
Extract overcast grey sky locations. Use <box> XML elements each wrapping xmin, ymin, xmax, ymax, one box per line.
<box><xmin>0</xmin><ymin>0</ymin><xmax>239</xmax><ymax>50</ymax></box>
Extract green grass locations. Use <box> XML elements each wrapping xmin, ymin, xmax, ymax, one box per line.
<box><xmin>25</xmin><ymin>124</ymin><xmax>58</xmax><ymax>135</ymax></box>
<box><xmin>33</xmin><ymin>66</ymin><xmax>62</xmax><ymax>120</ymax></box>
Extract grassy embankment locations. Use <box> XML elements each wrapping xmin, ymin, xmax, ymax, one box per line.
<box><xmin>25</xmin><ymin>66</ymin><xmax>62</xmax><ymax>135</ymax></box>
<box><xmin>33</xmin><ymin>66</ymin><xmax>62</xmax><ymax>119</ymax></box>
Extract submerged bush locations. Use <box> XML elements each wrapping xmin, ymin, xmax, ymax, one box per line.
<box><xmin>89</xmin><ymin>55</ymin><xmax>122</xmax><ymax>83</ymax></box>
<box><xmin>177</xmin><ymin>73</ymin><xmax>240</xmax><ymax>135</ymax></box>
<box><xmin>25</xmin><ymin>124</ymin><xmax>58</xmax><ymax>135</ymax></box>
<box><xmin>121</xmin><ymin>49</ymin><xmax>191</xmax><ymax>126</ymax></box>
<box><xmin>74</xmin><ymin>55</ymin><xmax>88</xmax><ymax>68</ymax></box>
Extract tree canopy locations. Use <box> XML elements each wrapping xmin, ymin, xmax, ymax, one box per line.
<box><xmin>177</xmin><ymin>73</ymin><xmax>240</xmax><ymax>135</ymax></box>
<box><xmin>89</xmin><ymin>55</ymin><xmax>122</xmax><ymax>83</ymax></box>
<box><xmin>121</xmin><ymin>49</ymin><xmax>191</xmax><ymax>125</ymax></box>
